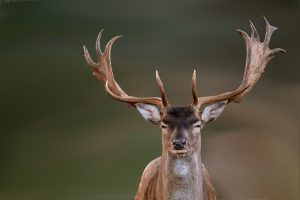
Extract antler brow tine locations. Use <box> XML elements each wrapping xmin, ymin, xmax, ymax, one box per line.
<box><xmin>191</xmin><ymin>69</ymin><xmax>199</xmax><ymax>106</ymax></box>
<box><xmin>156</xmin><ymin>70</ymin><xmax>169</xmax><ymax>108</ymax></box>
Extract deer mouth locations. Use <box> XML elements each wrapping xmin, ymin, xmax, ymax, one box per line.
<box><xmin>169</xmin><ymin>149</ymin><xmax>192</xmax><ymax>157</ymax></box>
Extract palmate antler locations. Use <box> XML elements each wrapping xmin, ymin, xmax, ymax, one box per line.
<box><xmin>83</xmin><ymin>30</ymin><xmax>168</xmax><ymax>108</ymax></box>
<box><xmin>191</xmin><ymin>17</ymin><xmax>285</xmax><ymax>108</ymax></box>
<box><xmin>83</xmin><ymin>17</ymin><xmax>285</xmax><ymax>110</ymax></box>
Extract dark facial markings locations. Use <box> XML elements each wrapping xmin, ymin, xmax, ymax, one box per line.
<box><xmin>161</xmin><ymin>106</ymin><xmax>200</xmax><ymax>130</ymax></box>
<box><xmin>160</xmin><ymin>106</ymin><xmax>202</xmax><ymax>154</ymax></box>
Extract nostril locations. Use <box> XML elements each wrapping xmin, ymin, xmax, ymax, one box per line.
<box><xmin>172</xmin><ymin>139</ymin><xmax>178</xmax><ymax>146</ymax></box>
<box><xmin>172</xmin><ymin>139</ymin><xmax>187</xmax><ymax>149</ymax></box>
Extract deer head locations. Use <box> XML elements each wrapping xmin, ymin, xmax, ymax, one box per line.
<box><xmin>83</xmin><ymin>17</ymin><xmax>285</xmax><ymax>158</ymax></box>
<box><xmin>154</xmin><ymin>101</ymin><xmax>227</xmax><ymax>157</ymax></box>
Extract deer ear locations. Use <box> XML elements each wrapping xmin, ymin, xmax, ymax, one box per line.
<box><xmin>201</xmin><ymin>100</ymin><xmax>227</xmax><ymax>124</ymax></box>
<box><xmin>136</xmin><ymin>103</ymin><xmax>161</xmax><ymax>125</ymax></box>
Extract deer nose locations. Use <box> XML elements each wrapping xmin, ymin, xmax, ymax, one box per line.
<box><xmin>172</xmin><ymin>139</ymin><xmax>187</xmax><ymax>150</ymax></box>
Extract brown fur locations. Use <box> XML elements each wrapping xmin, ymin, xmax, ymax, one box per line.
<box><xmin>135</xmin><ymin>105</ymin><xmax>217</xmax><ymax>200</ymax></box>
<box><xmin>134</xmin><ymin>157</ymin><xmax>216</xmax><ymax>200</ymax></box>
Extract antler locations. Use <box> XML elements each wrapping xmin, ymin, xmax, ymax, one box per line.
<box><xmin>192</xmin><ymin>17</ymin><xmax>285</xmax><ymax>108</ymax></box>
<box><xmin>83</xmin><ymin>30</ymin><xmax>169</xmax><ymax>108</ymax></box>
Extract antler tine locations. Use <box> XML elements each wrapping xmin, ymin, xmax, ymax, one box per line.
<box><xmin>156</xmin><ymin>70</ymin><xmax>169</xmax><ymax>107</ymax></box>
<box><xmin>196</xmin><ymin>18</ymin><xmax>285</xmax><ymax>107</ymax></box>
<box><xmin>249</xmin><ymin>20</ymin><xmax>260</xmax><ymax>41</ymax></box>
<box><xmin>83</xmin><ymin>45</ymin><xmax>97</xmax><ymax>70</ymax></box>
<box><xmin>263</xmin><ymin>16</ymin><xmax>277</xmax><ymax>46</ymax></box>
<box><xmin>96</xmin><ymin>29</ymin><xmax>103</xmax><ymax>57</ymax></box>
<box><xmin>263</xmin><ymin>16</ymin><xmax>286</xmax><ymax>55</ymax></box>
<box><xmin>191</xmin><ymin>69</ymin><xmax>199</xmax><ymax>106</ymax></box>
<box><xmin>83</xmin><ymin>31</ymin><xmax>165</xmax><ymax>108</ymax></box>
<box><xmin>102</xmin><ymin>35</ymin><xmax>123</xmax><ymax>92</ymax></box>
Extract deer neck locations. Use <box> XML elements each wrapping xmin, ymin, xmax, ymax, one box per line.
<box><xmin>159</xmin><ymin>148</ymin><xmax>203</xmax><ymax>200</ymax></box>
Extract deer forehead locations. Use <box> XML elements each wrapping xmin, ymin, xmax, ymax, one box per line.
<box><xmin>162</xmin><ymin>106</ymin><xmax>200</xmax><ymax>127</ymax></box>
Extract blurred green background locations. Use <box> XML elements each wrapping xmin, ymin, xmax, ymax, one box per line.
<box><xmin>0</xmin><ymin>0</ymin><xmax>299</xmax><ymax>199</ymax></box>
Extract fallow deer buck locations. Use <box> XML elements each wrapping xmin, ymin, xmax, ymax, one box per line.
<box><xmin>83</xmin><ymin>18</ymin><xmax>285</xmax><ymax>200</ymax></box>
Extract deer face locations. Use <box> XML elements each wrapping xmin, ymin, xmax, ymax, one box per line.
<box><xmin>160</xmin><ymin>106</ymin><xmax>201</xmax><ymax>156</ymax></box>
<box><xmin>136</xmin><ymin>101</ymin><xmax>227</xmax><ymax>157</ymax></box>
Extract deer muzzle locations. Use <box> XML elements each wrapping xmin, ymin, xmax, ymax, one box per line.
<box><xmin>172</xmin><ymin>138</ymin><xmax>187</xmax><ymax>150</ymax></box>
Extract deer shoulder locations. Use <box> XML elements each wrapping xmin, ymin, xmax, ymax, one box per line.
<box><xmin>135</xmin><ymin>157</ymin><xmax>161</xmax><ymax>200</ymax></box>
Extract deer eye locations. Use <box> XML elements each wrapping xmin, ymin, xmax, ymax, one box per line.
<box><xmin>160</xmin><ymin>122</ymin><xmax>168</xmax><ymax>129</ymax></box>
<box><xmin>194</xmin><ymin>122</ymin><xmax>201</xmax><ymax>128</ymax></box>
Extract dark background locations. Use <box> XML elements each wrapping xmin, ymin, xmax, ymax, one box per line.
<box><xmin>0</xmin><ymin>0</ymin><xmax>299</xmax><ymax>199</ymax></box>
